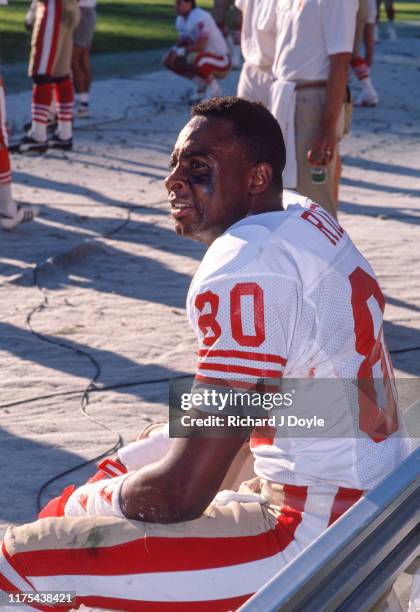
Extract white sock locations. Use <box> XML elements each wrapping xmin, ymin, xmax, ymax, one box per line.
<box><xmin>29</xmin><ymin>121</ymin><xmax>47</xmax><ymax>142</ymax></box>
<box><xmin>361</xmin><ymin>78</ymin><xmax>377</xmax><ymax>97</ymax></box>
<box><xmin>0</xmin><ymin>183</ymin><xmax>17</xmax><ymax>217</ymax></box>
<box><xmin>79</xmin><ymin>92</ymin><xmax>89</xmax><ymax>104</ymax></box>
<box><xmin>58</xmin><ymin>120</ymin><xmax>72</xmax><ymax>140</ymax></box>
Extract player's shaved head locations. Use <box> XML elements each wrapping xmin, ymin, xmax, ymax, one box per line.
<box><xmin>191</xmin><ymin>96</ymin><xmax>286</xmax><ymax>191</ymax></box>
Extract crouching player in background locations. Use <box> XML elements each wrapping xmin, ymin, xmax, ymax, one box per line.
<box><xmin>164</xmin><ymin>0</ymin><xmax>231</xmax><ymax>103</ymax></box>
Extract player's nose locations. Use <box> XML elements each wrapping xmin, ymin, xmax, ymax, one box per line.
<box><xmin>165</xmin><ymin>165</ymin><xmax>187</xmax><ymax>194</ymax></box>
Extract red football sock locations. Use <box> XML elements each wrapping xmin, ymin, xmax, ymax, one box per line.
<box><xmin>351</xmin><ymin>56</ymin><xmax>370</xmax><ymax>80</ymax></box>
<box><xmin>54</xmin><ymin>77</ymin><xmax>74</xmax><ymax>139</ymax></box>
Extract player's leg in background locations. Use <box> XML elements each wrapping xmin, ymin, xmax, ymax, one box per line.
<box><xmin>72</xmin><ymin>6</ymin><xmax>97</xmax><ymax>118</ymax></box>
<box><xmin>351</xmin><ymin>0</ymin><xmax>378</xmax><ymax>107</ymax></box>
<box><xmin>0</xmin><ymin>79</ymin><xmax>14</xmax><ymax>219</ymax></box>
<box><xmin>49</xmin><ymin>0</ymin><xmax>80</xmax><ymax>149</ymax></box>
<box><xmin>189</xmin><ymin>52</ymin><xmax>231</xmax><ymax>101</ymax></box>
<box><xmin>0</xmin><ymin>78</ymin><xmax>39</xmax><ymax>230</ymax></box>
<box><xmin>21</xmin><ymin>0</ymin><xmax>57</xmax><ymax>151</ymax></box>
<box><xmin>375</xmin><ymin>0</ymin><xmax>381</xmax><ymax>41</ymax></box>
<box><xmin>385</xmin><ymin>0</ymin><xmax>397</xmax><ymax>40</ymax></box>
<box><xmin>231</xmin><ymin>6</ymin><xmax>242</xmax><ymax>69</ymax></box>
<box><xmin>213</xmin><ymin>0</ymin><xmax>242</xmax><ymax>69</ymax></box>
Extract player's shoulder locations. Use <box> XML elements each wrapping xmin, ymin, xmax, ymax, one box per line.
<box><xmin>192</xmin><ymin>191</ymin><xmax>357</xmax><ymax>291</ymax></box>
<box><xmin>192</xmin><ymin>209</ymin><xmax>299</xmax><ymax>291</ymax></box>
<box><xmin>189</xmin><ymin>7</ymin><xmax>211</xmax><ymax>24</ymax></box>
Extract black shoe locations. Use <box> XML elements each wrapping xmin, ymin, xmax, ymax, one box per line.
<box><xmin>48</xmin><ymin>133</ymin><xmax>73</xmax><ymax>151</ymax></box>
<box><xmin>8</xmin><ymin>135</ymin><xmax>48</xmax><ymax>154</ymax></box>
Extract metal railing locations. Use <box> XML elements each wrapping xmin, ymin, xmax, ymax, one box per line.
<box><xmin>240</xmin><ymin>447</ymin><xmax>419</xmax><ymax>612</ymax></box>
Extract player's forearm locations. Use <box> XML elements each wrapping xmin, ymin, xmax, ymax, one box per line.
<box><xmin>320</xmin><ymin>53</ymin><xmax>352</xmax><ymax>134</ymax></box>
<box><xmin>120</xmin><ymin>432</ymin><xmax>245</xmax><ymax>523</ymax></box>
<box><xmin>119</xmin><ymin>463</ymin><xmax>209</xmax><ymax>523</ymax></box>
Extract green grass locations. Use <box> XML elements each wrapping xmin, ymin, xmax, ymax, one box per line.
<box><xmin>1</xmin><ymin>0</ymin><xmax>419</xmax><ymax>65</ymax></box>
<box><xmin>0</xmin><ymin>0</ymin><xmax>212</xmax><ymax>64</ymax></box>
<box><xmin>379</xmin><ymin>1</ymin><xmax>420</xmax><ymax>22</ymax></box>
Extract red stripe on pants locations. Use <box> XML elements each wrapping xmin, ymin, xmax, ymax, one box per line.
<box><xmin>13</xmin><ymin>491</ymin><xmax>307</xmax><ymax>576</ymax></box>
<box><xmin>46</xmin><ymin>0</ymin><xmax>62</xmax><ymax>74</ymax></box>
<box><xmin>328</xmin><ymin>487</ymin><xmax>364</xmax><ymax>526</ymax></box>
<box><xmin>32</xmin><ymin>3</ymin><xmax>49</xmax><ymax>74</ymax></box>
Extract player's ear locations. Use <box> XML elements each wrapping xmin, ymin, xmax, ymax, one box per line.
<box><xmin>248</xmin><ymin>163</ymin><xmax>273</xmax><ymax>196</ymax></box>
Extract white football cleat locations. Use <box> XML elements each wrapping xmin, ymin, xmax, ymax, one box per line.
<box><xmin>0</xmin><ymin>204</ymin><xmax>40</xmax><ymax>231</ymax></box>
<box><xmin>354</xmin><ymin>90</ymin><xmax>379</xmax><ymax>107</ymax></box>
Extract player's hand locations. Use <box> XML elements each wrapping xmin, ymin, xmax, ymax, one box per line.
<box><xmin>307</xmin><ymin>128</ymin><xmax>336</xmax><ymax>167</ymax></box>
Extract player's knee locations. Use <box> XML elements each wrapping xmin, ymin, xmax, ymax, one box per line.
<box><xmin>32</xmin><ymin>74</ymin><xmax>52</xmax><ymax>85</ymax></box>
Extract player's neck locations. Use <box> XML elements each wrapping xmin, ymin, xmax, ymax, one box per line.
<box><xmin>249</xmin><ymin>192</ymin><xmax>284</xmax><ymax>216</ymax></box>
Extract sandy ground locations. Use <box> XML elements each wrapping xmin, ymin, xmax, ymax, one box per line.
<box><xmin>0</xmin><ymin>24</ymin><xmax>419</xmax><ymax>606</ymax></box>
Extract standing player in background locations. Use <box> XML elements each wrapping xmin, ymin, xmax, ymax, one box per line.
<box><xmin>213</xmin><ymin>0</ymin><xmax>242</xmax><ymax>69</ymax></box>
<box><xmin>14</xmin><ymin>0</ymin><xmax>80</xmax><ymax>153</ymax></box>
<box><xmin>0</xmin><ymin>98</ymin><xmax>409</xmax><ymax>608</ymax></box>
<box><xmin>72</xmin><ymin>0</ymin><xmax>97</xmax><ymax>118</ymax></box>
<box><xmin>164</xmin><ymin>0</ymin><xmax>231</xmax><ymax>103</ymax></box>
<box><xmin>351</xmin><ymin>0</ymin><xmax>379</xmax><ymax>107</ymax></box>
<box><xmin>260</xmin><ymin>0</ymin><xmax>358</xmax><ymax>218</ymax></box>
<box><xmin>0</xmin><ymin>0</ymin><xmax>39</xmax><ymax>230</ymax></box>
<box><xmin>235</xmin><ymin>0</ymin><xmax>275</xmax><ymax>108</ymax></box>
<box><xmin>376</xmin><ymin>0</ymin><xmax>397</xmax><ymax>41</ymax></box>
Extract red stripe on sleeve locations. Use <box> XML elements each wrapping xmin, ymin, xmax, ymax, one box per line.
<box><xmin>197</xmin><ymin>362</ymin><xmax>282</xmax><ymax>378</ymax></box>
<box><xmin>198</xmin><ymin>349</ymin><xmax>287</xmax><ymax>366</ymax></box>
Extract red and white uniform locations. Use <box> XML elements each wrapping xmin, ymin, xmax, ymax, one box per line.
<box><xmin>0</xmin><ymin>78</ymin><xmax>11</xmax><ymax>187</ymax></box>
<box><xmin>176</xmin><ymin>7</ymin><xmax>228</xmax><ymax>56</ymax></box>
<box><xmin>188</xmin><ymin>194</ymin><xmax>409</xmax><ymax>490</ymax></box>
<box><xmin>0</xmin><ymin>198</ymin><xmax>408</xmax><ymax>610</ymax></box>
<box><xmin>176</xmin><ymin>7</ymin><xmax>230</xmax><ymax>79</ymax></box>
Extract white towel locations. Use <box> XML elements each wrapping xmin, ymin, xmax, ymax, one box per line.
<box><xmin>269</xmin><ymin>80</ymin><xmax>297</xmax><ymax>189</ymax></box>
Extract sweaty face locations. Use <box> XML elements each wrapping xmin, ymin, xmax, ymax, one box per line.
<box><xmin>165</xmin><ymin>116</ymin><xmax>253</xmax><ymax>245</ymax></box>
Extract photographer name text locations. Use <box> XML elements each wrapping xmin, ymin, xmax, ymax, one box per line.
<box><xmin>180</xmin><ymin>415</ymin><xmax>325</xmax><ymax>429</ymax></box>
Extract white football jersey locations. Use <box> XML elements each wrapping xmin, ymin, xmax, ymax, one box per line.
<box><xmin>187</xmin><ymin>195</ymin><xmax>409</xmax><ymax>490</ymax></box>
<box><xmin>176</xmin><ymin>8</ymin><xmax>229</xmax><ymax>56</ymax></box>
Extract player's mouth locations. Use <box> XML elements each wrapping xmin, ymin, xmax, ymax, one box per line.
<box><xmin>170</xmin><ymin>201</ymin><xmax>196</xmax><ymax>219</ymax></box>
